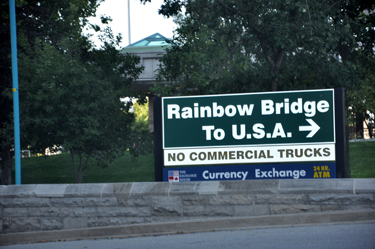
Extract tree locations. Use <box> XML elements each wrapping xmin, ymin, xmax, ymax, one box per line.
<box><xmin>1</xmin><ymin>0</ymin><xmax>144</xmax><ymax>184</ymax></box>
<box><xmin>1</xmin><ymin>0</ymin><xmax>100</xmax><ymax>184</ymax></box>
<box><xmin>343</xmin><ymin>1</ymin><xmax>375</xmax><ymax>138</ymax></box>
<box><xmin>346</xmin><ymin>53</ymin><xmax>375</xmax><ymax>138</ymax></box>
<box><xmin>146</xmin><ymin>0</ymin><xmax>374</xmax><ymax>179</ymax></box>
<box><xmin>0</xmin><ymin>0</ymin><xmax>15</xmax><ymax>185</ymax></box>
<box><xmin>147</xmin><ymin>0</ymin><xmax>374</xmax><ymax>96</ymax></box>
<box><xmin>19</xmin><ymin>36</ymin><xmax>143</xmax><ymax>183</ymax></box>
<box><xmin>128</xmin><ymin>99</ymin><xmax>154</xmax><ymax>160</ymax></box>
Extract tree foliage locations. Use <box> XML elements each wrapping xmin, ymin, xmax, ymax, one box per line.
<box><xmin>146</xmin><ymin>0</ymin><xmax>374</xmax><ymax>178</ymax></box>
<box><xmin>346</xmin><ymin>51</ymin><xmax>375</xmax><ymax>138</ymax></box>
<box><xmin>128</xmin><ymin>99</ymin><xmax>154</xmax><ymax>160</ymax></box>
<box><xmin>1</xmin><ymin>0</ymin><xmax>144</xmax><ymax>184</ymax></box>
<box><xmin>343</xmin><ymin>0</ymin><xmax>375</xmax><ymax>138</ymax></box>
<box><xmin>0</xmin><ymin>0</ymin><xmax>13</xmax><ymax>185</ymax></box>
<box><xmin>147</xmin><ymin>0</ymin><xmax>374</xmax><ymax>96</ymax></box>
<box><xmin>19</xmin><ymin>37</ymin><xmax>143</xmax><ymax>183</ymax></box>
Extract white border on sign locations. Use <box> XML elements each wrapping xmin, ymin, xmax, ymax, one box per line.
<box><xmin>161</xmin><ymin>89</ymin><xmax>336</xmax><ymax>149</ymax></box>
<box><xmin>164</xmin><ymin>144</ymin><xmax>336</xmax><ymax>166</ymax></box>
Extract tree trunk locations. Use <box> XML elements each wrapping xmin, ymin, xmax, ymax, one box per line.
<box><xmin>265</xmin><ymin>50</ymin><xmax>285</xmax><ymax>91</ymax></box>
<box><xmin>1</xmin><ymin>145</ymin><xmax>12</xmax><ymax>185</ymax></box>
<box><xmin>364</xmin><ymin>120</ymin><xmax>374</xmax><ymax>138</ymax></box>
<box><xmin>271</xmin><ymin>77</ymin><xmax>279</xmax><ymax>91</ymax></box>
<box><xmin>71</xmin><ymin>149</ymin><xmax>89</xmax><ymax>183</ymax></box>
<box><xmin>369</xmin><ymin>124</ymin><xmax>374</xmax><ymax>138</ymax></box>
<box><xmin>355</xmin><ymin>111</ymin><xmax>364</xmax><ymax>138</ymax></box>
<box><xmin>71</xmin><ymin>149</ymin><xmax>80</xmax><ymax>183</ymax></box>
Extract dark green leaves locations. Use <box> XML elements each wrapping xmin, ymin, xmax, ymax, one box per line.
<box><xmin>12</xmin><ymin>0</ymin><xmax>145</xmax><ymax>183</ymax></box>
<box><xmin>154</xmin><ymin>0</ymin><xmax>371</xmax><ymax>95</ymax></box>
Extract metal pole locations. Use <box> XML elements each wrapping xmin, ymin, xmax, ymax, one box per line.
<box><xmin>334</xmin><ymin>88</ymin><xmax>347</xmax><ymax>178</ymax></box>
<box><xmin>153</xmin><ymin>97</ymin><xmax>163</xmax><ymax>181</ymax></box>
<box><xmin>128</xmin><ymin>0</ymin><xmax>131</xmax><ymax>45</ymax></box>
<box><xmin>9</xmin><ymin>0</ymin><xmax>21</xmax><ymax>185</ymax></box>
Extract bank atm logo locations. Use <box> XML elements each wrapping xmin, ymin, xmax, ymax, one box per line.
<box><xmin>168</xmin><ymin>170</ymin><xmax>179</xmax><ymax>182</ymax></box>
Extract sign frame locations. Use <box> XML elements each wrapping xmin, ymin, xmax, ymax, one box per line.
<box><xmin>154</xmin><ymin>88</ymin><xmax>347</xmax><ymax>181</ymax></box>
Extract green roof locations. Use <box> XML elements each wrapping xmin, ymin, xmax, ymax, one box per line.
<box><xmin>120</xmin><ymin>33</ymin><xmax>171</xmax><ymax>53</ymax></box>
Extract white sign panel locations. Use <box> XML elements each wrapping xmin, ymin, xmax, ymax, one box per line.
<box><xmin>164</xmin><ymin>144</ymin><xmax>335</xmax><ymax>166</ymax></box>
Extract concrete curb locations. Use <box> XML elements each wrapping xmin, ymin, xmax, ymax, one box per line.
<box><xmin>1</xmin><ymin>210</ymin><xmax>374</xmax><ymax>246</ymax></box>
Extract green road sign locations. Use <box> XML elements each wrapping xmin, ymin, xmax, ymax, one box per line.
<box><xmin>162</xmin><ymin>89</ymin><xmax>335</xmax><ymax>149</ymax></box>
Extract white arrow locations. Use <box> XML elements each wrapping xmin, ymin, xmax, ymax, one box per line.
<box><xmin>299</xmin><ymin>119</ymin><xmax>320</xmax><ymax>138</ymax></box>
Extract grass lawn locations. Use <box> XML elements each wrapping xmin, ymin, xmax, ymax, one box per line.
<box><xmin>349</xmin><ymin>141</ymin><xmax>375</xmax><ymax>178</ymax></box>
<box><xmin>14</xmin><ymin>152</ymin><xmax>154</xmax><ymax>184</ymax></box>
<box><xmin>11</xmin><ymin>141</ymin><xmax>374</xmax><ymax>184</ymax></box>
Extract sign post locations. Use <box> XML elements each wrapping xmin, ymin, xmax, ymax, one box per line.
<box><xmin>154</xmin><ymin>89</ymin><xmax>346</xmax><ymax>182</ymax></box>
<box><xmin>10</xmin><ymin>0</ymin><xmax>22</xmax><ymax>185</ymax></box>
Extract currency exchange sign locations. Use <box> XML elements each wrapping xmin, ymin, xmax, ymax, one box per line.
<box><xmin>162</xmin><ymin>89</ymin><xmax>335</xmax><ymax>166</ymax></box>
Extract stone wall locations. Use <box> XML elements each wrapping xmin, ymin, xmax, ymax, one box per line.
<box><xmin>0</xmin><ymin>179</ymin><xmax>374</xmax><ymax>235</ymax></box>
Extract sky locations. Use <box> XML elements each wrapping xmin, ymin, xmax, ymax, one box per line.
<box><xmin>86</xmin><ymin>0</ymin><xmax>177</xmax><ymax>48</ymax></box>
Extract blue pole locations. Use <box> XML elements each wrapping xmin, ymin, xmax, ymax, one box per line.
<box><xmin>9</xmin><ymin>0</ymin><xmax>21</xmax><ymax>185</ymax></box>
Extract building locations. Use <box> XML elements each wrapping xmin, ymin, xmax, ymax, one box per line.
<box><xmin>120</xmin><ymin>33</ymin><xmax>171</xmax><ymax>132</ymax></box>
